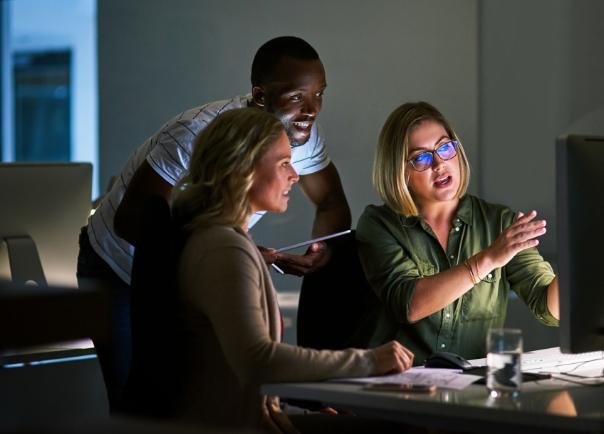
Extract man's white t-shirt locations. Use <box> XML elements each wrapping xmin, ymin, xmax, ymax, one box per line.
<box><xmin>86</xmin><ymin>95</ymin><xmax>331</xmax><ymax>284</ymax></box>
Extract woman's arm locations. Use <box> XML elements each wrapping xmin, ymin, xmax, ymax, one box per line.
<box><xmin>547</xmin><ymin>276</ymin><xmax>560</xmax><ymax>320</ymax></box>
<box><xmin>183</xmin><ymin>236</ymin><xmax>411</xmax><ymax>386</ymax></box>
<box><xmin>358</xmin><ymin>207</ymin><xmax>549</xmax><ymax>323</ymax></box>
<box><xmin>410</xmin><ymin>211</ymin><xmax>547</xmax><ymax>321</ymax></box>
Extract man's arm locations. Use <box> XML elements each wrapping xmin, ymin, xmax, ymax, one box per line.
<box><xmin>114</xmin><ymin>160</ymin><xmax>173</xmax><ymax>246</ymax></box>
<box><xmin>273</xmin><ymin>162</ymin><xmax>351</xmax><ymax>275</ymax></box>
<box><xmin>298</xmin><ymin>162</ymin><xmax>351</xmax><ymax>237</ymax></box>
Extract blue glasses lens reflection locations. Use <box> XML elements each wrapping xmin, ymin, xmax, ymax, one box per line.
<box><xmin>437</xmin><ymin>142</ymin><xmax>456</xmax><ymax>159</ymax></box>
<box><xmin>410</xmin><ymin>140</ymin><xmax>458</xmax><ymax>171</ymax></box>
<box><xmin>413</xmin><ymin>153</ymin><xmax>433</xmax><ymax>169</ymax></box>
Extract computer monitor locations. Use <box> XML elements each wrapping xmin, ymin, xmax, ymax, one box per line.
<box><xmin>556</xmin><ymin>135</ymin><xmax>604</xmax><ymax>353</ymax></box>
<box><xmin>0</xmin><ymin>163</ymin><xmax>92</xmax><ymax>287</ymax></box>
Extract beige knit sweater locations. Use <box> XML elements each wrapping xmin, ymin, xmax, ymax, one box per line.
<box><xmin>176</xmin><ymin>225</ymin><xmax>375</xmax><ymax>430</ymax></box>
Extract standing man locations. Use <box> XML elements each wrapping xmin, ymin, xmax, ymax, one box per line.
<box><xmin>77</xmin><ymin>36</ymin><xmax>351</xmax><ymax>410</ymax></box>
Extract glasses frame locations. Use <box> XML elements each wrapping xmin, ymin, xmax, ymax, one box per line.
<box><xmin>407</xmin><ymin>140</ymin><xmax>458</xmax><ymax>172</ymax></box>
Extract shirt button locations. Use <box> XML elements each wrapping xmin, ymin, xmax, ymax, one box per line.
<box><xmin>441</xmin><ymin>343</ymin><xmax>446</xmax><ymax>348</ymax></box>
<box><xmin>487</xmin><ymin>273</ymin><xmax>493</xmax><ymax>279</ymax></box>
<box><xmin>454</xmin><ymin>227</ymin><xmax>460</xmax><ymax>232</ymax></box>
<box><xmin>445</xmin><ymin>313</ymin><xmax>451</xmax><ymax>318</ymax></box>
<box><xmin>449</xmin><ymin>254</ymin><xmax>455</xmax><ymax>259</ymax></box>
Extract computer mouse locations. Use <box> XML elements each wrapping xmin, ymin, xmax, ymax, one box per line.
<box><xmin>424</xmin><ymin>351</ymin><xmax>473</xmax><ymax>370</ymax></box>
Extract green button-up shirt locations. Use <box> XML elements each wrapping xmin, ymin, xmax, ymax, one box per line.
<box><xmin>356</xmin><ymin>195</ymin><xmax>558</xmax><ymax>364</ymax></box>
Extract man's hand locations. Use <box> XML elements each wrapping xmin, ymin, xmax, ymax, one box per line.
<box><xmin>274</xmin><ymin>241</ymin><xmax>332</xmax><ymax>276</ymax></box>
<box><xmin>258</xmin><ymin>242</ymin><xmax>332</xmax><ymax>275</ymax></box>
<box><xmin>258</xmin><ymin>246</ymin><xmax>278</xmax><ymax>265</ymax></box>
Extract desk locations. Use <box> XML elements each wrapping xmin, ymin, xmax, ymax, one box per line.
<box><xmin>263</xmin><ymin>370</ymin><xmax>604</xmax><ymax>433</ymax></box>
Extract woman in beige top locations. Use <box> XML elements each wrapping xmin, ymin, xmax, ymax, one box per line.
<box><xmin>172</xmin><ymin>108</ymin><xmax>413</xmax><ymax>433</ymax></box>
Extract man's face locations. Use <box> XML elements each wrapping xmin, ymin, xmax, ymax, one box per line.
<box><xmin>253</xmin><ymin>57</ymin><xmax>326</xmax><ymax>147</ymax></box>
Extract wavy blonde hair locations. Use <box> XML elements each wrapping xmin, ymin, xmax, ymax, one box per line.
<box><xmin>372</xmin><ymin>101</ymin><xmax>470</xmax><ymax>216</ymax></box>
<box><xmin>172</xmin><ymin>108</ymin><xmax>284</xmax><ymax>231</ymax></box>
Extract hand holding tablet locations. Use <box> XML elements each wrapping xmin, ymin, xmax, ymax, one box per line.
<box><xmin>269</xmin><ymin>229</ymin><xmax>352</xmax><ymax>274</ymax></box>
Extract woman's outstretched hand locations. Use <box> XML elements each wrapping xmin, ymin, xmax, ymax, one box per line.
<box><xmin>481</xmin><ymin>210</ymin><xmax>547</xmax><ymax>271</ymax></box>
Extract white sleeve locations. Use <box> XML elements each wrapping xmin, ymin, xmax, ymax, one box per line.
<box><xmin>291</xmin><ymin>123</ymin><xmax>331</xmax><ymax>176</ymax></box>
<box><xmin>146</xmin><ymin>117</ymin><xmax>206</xmax><ymax>185</ymax></box>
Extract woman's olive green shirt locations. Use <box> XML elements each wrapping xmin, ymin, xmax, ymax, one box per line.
<box><xmin>356</xmin><ymin>195</ymin><xmax>558</xmax><ymax>364</ymax></box>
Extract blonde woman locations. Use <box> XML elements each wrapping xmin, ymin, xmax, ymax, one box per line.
<box><xmin>172</xmin><ymin>108</ymin><xmax>413</xmax><ymax>433</ymax></box>
<box><xmin>356</xmin><ymin>101</ymin><xmax>559</xmax><ymax>365</ymax></box>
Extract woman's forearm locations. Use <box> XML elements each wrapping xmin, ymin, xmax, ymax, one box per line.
<box><xmin>409</xmin><ymin>252</ymin><xmax>493</xmax><ymax>322</ymax></box>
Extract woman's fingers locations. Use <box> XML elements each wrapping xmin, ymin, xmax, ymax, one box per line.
<box><xmin>400</xmin><ymin>345</ymin><xmax>414</xmax><ymax>369</ymax></box>
<box><xmin>509</xmin><ymin>221</ymin><xmax>547</xmax><ymax>245</ymax></box>
<box><xmin>373</xmin><ymin>341</ymin><xmax>415</xmax><ymax>374</ymax></box>
<box><xmin>392</xmin><ymin>341</ymin><xmax>414</xmax><ymax>372</ymax></box>
<box><xmin>487</xmin><ymin>210</ymin><xmax>547</xmax><ymax>268</ymax></box>
<box><xmin>507</xmin><ymin>210</ymin><xmax>540</xmax><ymax>234</ymax></box>
<box><xmin>399</xmin><ymin>351</ymin><xmax>413</xmax><ymax>371</ymax></box>
<box><xmin>261</xmin><ymin>398</ymin><xmax>284</xmax><ymax>434</ymax></box>
<box><xmin>505</xmin><ymin>210</ymin><xmax>547</xmax><ymax>243</ymax></box>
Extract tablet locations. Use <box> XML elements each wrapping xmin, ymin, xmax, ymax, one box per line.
<box><xmin>276</xmin><ymin>229</ymin><xmax>352</xmax><ymax>252</ymax></box>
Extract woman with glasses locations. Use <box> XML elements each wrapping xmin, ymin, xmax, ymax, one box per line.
<box><xmin>356</xmin><ymin>101</ymin><xmax>559</xmax><ymax>364</ymax></box>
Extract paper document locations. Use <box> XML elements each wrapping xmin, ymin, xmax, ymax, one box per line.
<box><xmin>333</xmin><ymin>367</ymin><xmax>481</xmax><ymax>390</ymax></box>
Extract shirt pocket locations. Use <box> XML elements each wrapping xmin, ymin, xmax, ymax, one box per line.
<box><xmin>461</xmin><ymin>268</ymin><xmax>501</xmax><ymax>320</ymax></box>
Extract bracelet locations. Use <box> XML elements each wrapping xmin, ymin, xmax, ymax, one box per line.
<box><xmin>471</xmin><ymin>255</ymin><xmax>482</xmax><ymax>282</ymax></box>
<box><xmin>463</xmin><ymin>259</ymin><xmax>479</xmax><ymax>285</ymax></box>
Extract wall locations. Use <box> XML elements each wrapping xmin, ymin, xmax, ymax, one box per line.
<box><xmin>480</xmin><ymin>0</ymin><xmax>604</xmax><ymax>347</ymax></box>
<box><xmin>98</xmin><ymin>0</ymin><xmax>479</xmax><ymax>291</ymax></box>
<box><xmin>479</xmin><ymin>0</ymin><xmax>604</xmax><ymax>259</ymax></box>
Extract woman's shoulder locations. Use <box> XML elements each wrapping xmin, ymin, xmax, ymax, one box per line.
<box><xmin>359</xmin><ymin>203</ymin><xmax>398</xmax><ymax>222</ymax></box>
<box><xmin>357</xmin><ymin>203</ymin><xmax>408</xmax><ymax>238</ymax></box>
<box><xmin>185</xmin><ymin>225</ymin><xmax>255</xmax><ymax>255</ymax></box>
<box><xmin>358</xmin><ymin>203</ymin><xmax>420</xmax><ymax>227</ymax></box>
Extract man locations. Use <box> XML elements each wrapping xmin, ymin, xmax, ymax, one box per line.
<box><xmin>77</xmin><ymin>36</ymin><xmax>351</xmax><ymax>410</ymax></box>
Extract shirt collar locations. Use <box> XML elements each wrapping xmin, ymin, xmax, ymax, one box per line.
<box><xmin>397</xmin><ymin>195</ymin><xmax>474</xmax><ymax>228</ymax></box>
<box><xmin>455</xmin><ymin>195</ymin><xmax>473</xmax><ymax>227</ymax></box>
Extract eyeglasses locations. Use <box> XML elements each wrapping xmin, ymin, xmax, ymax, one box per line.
<box><xmin>407</xmin><ymin>140</ymin><xmax>458</xmax><ymax>172</ymax></box>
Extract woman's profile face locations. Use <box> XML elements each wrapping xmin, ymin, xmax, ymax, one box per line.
<box><xmin>406</xmin><ymin>119</ymin><xmax>461</xmax><ymax>209</ymax></box>
<box><xmin>248</xmin><ymin>130</ymin><xmax>299</xmax><ymax>214</ymax></box>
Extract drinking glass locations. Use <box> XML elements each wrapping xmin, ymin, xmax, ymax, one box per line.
<box><xmin>486</xmin><ymin>328</ymin><xmax>523</xmax><ymax>398</ymax></box>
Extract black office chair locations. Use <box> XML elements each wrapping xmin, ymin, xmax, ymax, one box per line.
<box><xmin>123</xmin><ymin>195</ymin><xmax>184</xmax><ymax>418</ymax></box>
<box><xmin>296</xmin><ymin>231</ymin><xmax>378</xmax><ymax>350</ymax></box>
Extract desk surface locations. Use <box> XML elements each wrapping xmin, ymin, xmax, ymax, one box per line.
<box><xmin>263</xmin><ymin>372</ymin><xmax>604</xmax><ymax>434</ymax></box>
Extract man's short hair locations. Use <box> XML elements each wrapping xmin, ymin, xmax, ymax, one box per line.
<box><xmin>251</xmin><ymin>36</ymin><xmax>320</xmax><ymax>86</ymax></box>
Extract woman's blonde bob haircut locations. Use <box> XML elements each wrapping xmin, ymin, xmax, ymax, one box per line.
<box><xmin>172</xmin><ymin>107</ymin><xmax>284</xmax><ymax>231</ymax></box>
<box><xmin>372</xmin><ymin>101</ymin><xmax>471</xmax><ymax>217</ymax></box>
